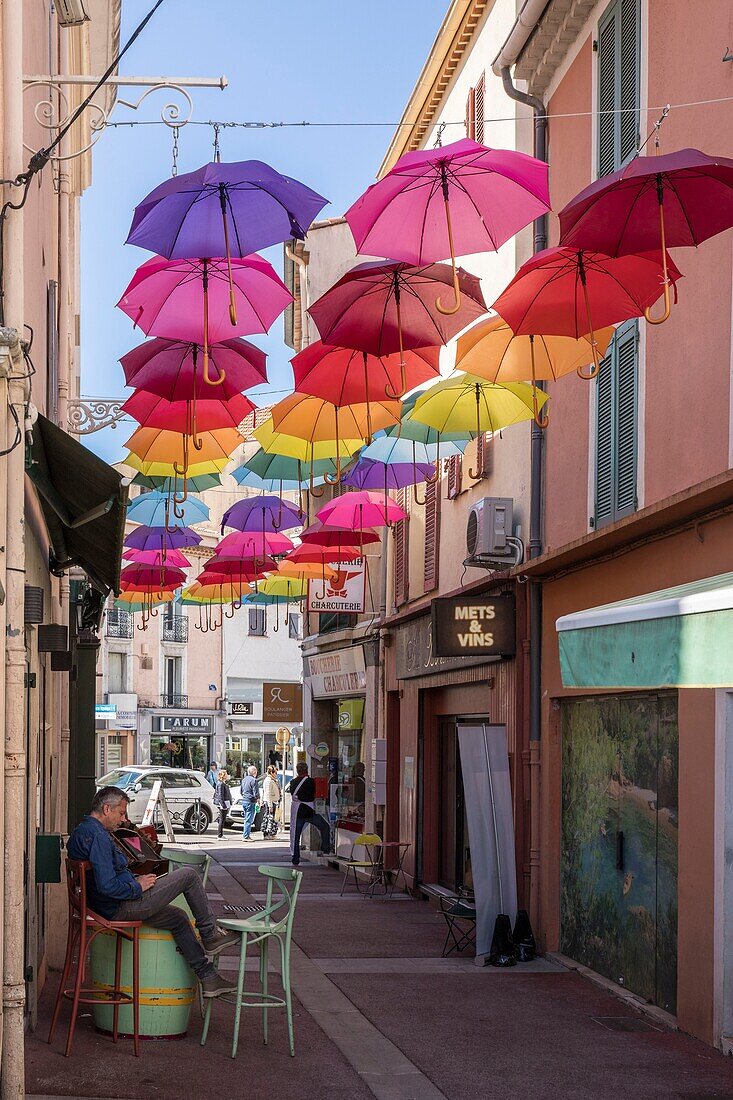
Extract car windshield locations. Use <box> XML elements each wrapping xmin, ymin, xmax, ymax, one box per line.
<box><xmin>98</xmin><ymin>769</ymin><xmax>142</xmax><ymax>791</ymax></box>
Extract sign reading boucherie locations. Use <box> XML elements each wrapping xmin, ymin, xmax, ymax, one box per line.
<box><xmin>306</xmin><ymin>646</ymin><xmax>366</xmax><ymax>698</ymax></box>
<box><xmin>431</xmin><ymin>595</ymin><xmax>516</xmax><ymax>658</ymax></box>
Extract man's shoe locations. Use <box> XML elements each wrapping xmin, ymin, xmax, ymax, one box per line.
<box><xmin>202</xmin><ymin>929</ymin><xmax>240</xmax><ymax>955</ymax></box>
<box><xmin>201</xmin><ymin>972</ymin><xmax>237</xmax><ymax>998</ymax></box>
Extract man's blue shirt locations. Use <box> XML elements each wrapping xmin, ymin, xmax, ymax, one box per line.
<box><xmin>240</xmin><ymin>775</ymin><xmax>259</xmax><ymax>804</ymax></box>
<box><xmin>67</xmin><ymin>815</ymin><xmax>142</xmax><ymax>919</ymax></box>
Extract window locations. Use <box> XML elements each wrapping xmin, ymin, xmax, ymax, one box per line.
<box><xmin>594</xmin><ymin>321</ymin><xmax>638</xmax><ymax>529</ymax></box>
<box><xmin>163</xmin><ymin>656</ymin><xmax>183</xmax><ymax>705</ymax></box>
<box><xmin>107</xmin><ymin>651</ymin><xmax>127</xmax><ymax>694</ymax></box>
<box><xmin>423</xmin><ymin>477</ymin><xmax>441</xmax><ymax>594</ymax></box>
<box><xmin>249</xmin><ymin>608</ymin><xmax>267</xmax><ymax>636</ymax></box>
<box><xmin>597</xmin><ymin>0</ymin><xmax>640</xmax><ymax>177</ymax></box>
<box><xmin>288</xmin><ymin>613</ymin><xmax>301</xmax><ymax>639</ymax></box>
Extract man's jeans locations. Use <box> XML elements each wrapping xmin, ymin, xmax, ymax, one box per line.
<box><xmin>114</xmin><ymin>866</ymin><xmax>216</xmax><ymax>978</ymax></box>
<box><xmin>241</xmin><ymin>800</ymin><xmax>257</xmax><ymax>839</ymax></box>
<box><xmin>291</xmin><ymin>808</ymin><xmax>331</xmax><ymax>866</ymax></box>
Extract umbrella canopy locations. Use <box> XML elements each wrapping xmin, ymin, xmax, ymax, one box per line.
<box><xmin>252</xmin><ymin>417</ymin><xmax>363</xmax><ymax>462</ymax></box>
<box><xmin>124</xmin><ymin>525</ymin><xmax>202</xmax><ymax>551</ymax></box>
<box><xmin>278</xmin><ymin>559</ymin><xmax>337</xmax><ymax>581</ymax></box>
<box><xmin>124</xmin><ymin>426</ymin><xmax>243</xmax><ymax>480</ymax></box>
<box><xmin>346</xmin><ymin>138</ymin><xmax>550</xmax><ymax>312</ymax></box>
<box><xmin>122</xmin><ymin>547</ymin><xmax>191</xmax><ymax>568</ymax></box>
<box><xmin>127</xmin><ymin>491</ymin><xmax>210</xmax><ymax>528</ymax></box>
<box><xmin>132</xmin><ymin>470</ymin><xmax>222</xmax><ymax>493</ymax></box>
<box><xmin>558</xmin><ymin>148</ymin><xmax>733</xmax><ymax>323</ymax></box>
<box><xmin>214</xmin><ymin>530</ymin><xmax>294</xmax><ymax>559</ymax></box>
<box><xmin>412</xmin><ymin>375</ymin><xmax>547</xmax><ymax>451</ymax></box>
<box><xmin>342</xmin><ymin>456</ymin><xmax>435</xmax><ymax>491</ymax></box>
<box><xmin>121</xmin><ymin>337</ymin><xmax>267</xmax><ymax>397</ymax></box>
<box><xmin>291</xmin><ymin>341</ymin><xmax>441</xmax><ymax>404</ymax></box>
<box><xmin>124</xmin><ymin>451</ymin><xmax>229</xmax><ymax>479</ymax></box>
<box><xmin>317</xmin><ymin>490</ymin><xmax>407</xmax><ymax>529</ymax></box>
<box><xmin>361</xmin><ymin>434</ymin><xmax>468</xmax><ymax>465</ymax></box>
<box><xmin>259</xmin><ymin>576</ymin><xmax>308</xmax><ymax>600</ymax></box>
<box><xmin>181</xmin><ymin>580</ymin><xmax>251</xmax><ymax>604</ymax></box>
<box><xmin>203</xmin><ymin>557</ymin><xmax>276</xmax><ymax>579</ymax></box>
<box><xmin>115</xmin><ymin>590</ymin><xmax>175</xmax><ymax>610</ymax></box>
<box><xmin>299</xmin><ymin>519</ymin><xmax>381</xmax><ymax>547</ymax></box>
<box><xmin>122</xmin><ymin>389</ymin><xmax>255</xmax><ymax>435</ymax></box>
<box><xmin>127</xmin><ymin>159</ymin><xmax>327</xmax><ymax>258</ymax></box>
<box><xmin>120</xmin><ymin>563</ymin><xmax>186</xmax><ymax>588</ymax></box>
<box><xmin>232</xmin><ymin>448</ymin><xmax>337</xmax><ymax>490</ymax></box>
<box><xmin>455</xmin><ymin>315</ymin><xmax>616</xmax><ymax>426</ymax></box>
<box><xmin>285</xmin><ymin>541</ymin><xmax>362</xmax><ymax>565</ymax></box>
<box><xmin>383</xmin><ymin>390</ymin><xmax>474</xmax><ymax>447</ymax></box>
<box><xmin>271</xmin><ymin>392</ymin><xmax>399</xmax><ymax>443</ymax></box>
<box><xmin>492</xmin><ymin>247</ymin><xmax>682</xmax><ymax>376</ymax></box>
<box><xmin>221</xmin><ymin>496</ymin><xmax>303</xmax><ymax>534</ymax></box>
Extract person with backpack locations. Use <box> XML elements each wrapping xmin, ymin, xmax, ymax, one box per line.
<box><xmin>288</xmin><ymin>762</ymin><xmax>331</xmax><ymax>866</ymax></box>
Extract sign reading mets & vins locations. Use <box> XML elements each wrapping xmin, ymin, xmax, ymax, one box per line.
<box><xmin>431</xmin><ymin>595</ymin><xmax>516</xmax><ymax>659</ymax></box>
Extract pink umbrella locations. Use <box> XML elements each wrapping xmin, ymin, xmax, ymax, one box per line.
<box><xmin>120</xmin><ymin>338</ymin><xmax>267</xmax><ymax>398</ymax></box>
<box><xmin>122</xmin><ymin>547</ymin><xmax>191</xmax><ymax>569</ymax></box>
<box><xmin>214</xmin><ymin>530</ymin><xmax>294</xmax><ymax>559</ymax></box>
<box><xmin>117</xmin><ymin>254</ymin><xmax>291</xmax><ymax>385</ymax></box>
<box><xmin>316</xmin><ymin>490</ymin><xmax>407</xmax><ymax>530</ymax></box>
<box><xmin>345</xmin><ymin>139</ymin><xmax>550</xmax><ymax>314</ymax></box>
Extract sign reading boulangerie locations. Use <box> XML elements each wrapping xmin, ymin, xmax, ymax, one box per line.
<box><xmin>432</xmin><ymin>595</ymin><xmax>516</xmax><ymax>658</ymax></box>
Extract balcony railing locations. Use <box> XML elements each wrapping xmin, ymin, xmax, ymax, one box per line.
<box><xmin>162</xmin><ymin>617</ymin><xmax>188</xmax><ymax>643</ymax></box>
<box><xmin>106</xmin><ymin>611</ymin><xmax>133</xmax><ymax>639</ymax></box>
<box><xmin>160</xmin><ymin>693</ymin><xmax>188</xmax><ymax>708</ymax></box>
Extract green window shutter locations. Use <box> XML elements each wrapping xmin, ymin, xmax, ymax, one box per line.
<box><xmin>614</xmin><ymin>322</ymin><xmax>638</xmax><ymax>517</ymax></box>
<box><xmin>597</xmin><ymin>0</ymin><xmax>640</xmax><ymax>176</ymax></box>
<box><xmin>595</xmin><ymin>343</ymin><xmax>615</xmax><ymax>526</ymax></box>
<box><xmin>619</xmin><ymin>0</ymin><xmax>641</xmax><ymax>165</ymax></box>
<box><xmin>597</xmin><ymin>4</ymin><xmax>617</xmax><ymax>178</ymax></box>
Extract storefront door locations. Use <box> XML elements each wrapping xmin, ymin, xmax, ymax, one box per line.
<box><xmin>561</xmin><ymin>693</ymin><xmax>678</xmax><ymax>1012</ymax></box>
<box><xmin>150</xmin><ymin>733</ymin><xmax>209</xmax><ymax>772</ymax></box>
<box><xmin>437</xmin><ymin>720</ymin><xmax>470</xmax><ymax>892</ymax></box>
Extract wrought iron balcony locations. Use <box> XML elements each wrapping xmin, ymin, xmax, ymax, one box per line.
<box><xmin>160</xmin><ymin>693</ymin><xmax>188</xmax><ymax>708</ymax></box>
<box><xmin>162</xmin><ymin>617</ymin><xmax>188</xmax><ymax>643</ymax></box>
<box><xmin>106</xmin><ymin>610</ymin><xmax>133</xmax><ymax>639</ymax></box>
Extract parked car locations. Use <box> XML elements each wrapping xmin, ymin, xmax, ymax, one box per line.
<box><xmin>227</xmin><ymin>771</ymin><xmax>295</xmax><ymax>831</ymax></box>
<box><xmin>97</xmin><ymin>766</ymin><xmax>216</xmax><ymax>834</ymax></box>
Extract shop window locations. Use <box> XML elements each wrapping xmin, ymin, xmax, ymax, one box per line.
<box><xmin>423</xmin><ymin>477</ymin><xmax>441</xmax><ymax>594</ymax></box>
<box><xmin>288</xmin><ymin>613</ymin><xmax>300</xmax><ymax>639</ymax></box>
<box><xmin>249</xmin><ymin>608</ymin><xmax>267</xmax><ymax>636</ymax></box>
<box><xmin>597</xmin><ymin>0</ymin><xmax>640</xmax><ymax>177</ymax></box>
<box><xmin>593</xmin><ymin>321</ymin><xmax>638</xmax><ymax>529</ymax></box>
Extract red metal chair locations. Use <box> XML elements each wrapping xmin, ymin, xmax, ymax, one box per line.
<box><xmin>48</xmin><ymin>858</ymin><xmax>143</xmax><ymax>1057</ymax></box>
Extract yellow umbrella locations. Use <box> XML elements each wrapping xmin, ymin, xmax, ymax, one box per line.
<box><xmin>455</xmin><ymin>315</ymin><xmax>615</xmax><ymax>427</ymax></box>
<box><xmin>412</xmin><ymin>374</ymin><xmax>548</xmax><ymax>478</ymax></box>
<box><xmin>260</xmin><ymin>576</ymin><xmax>308</xmax><ymax>600</ymax></box>
<box><xmin>123</xmin><ymin>451</ymin><xmax>230</xmax><ymax>478</ymax></box>
<box><xmin>125</xmin><ymin>426</ymin><xmax>243</xmax><ymax>468</ymax></box>
<box><xmin>252</xmin><ymin>418</ymin><xmax>363</xmax><ymax>496</ymax></box>
<box><xmin>181</xmin><ymin>580</ymin><xmax>252</xmax><ymax>632</ymax></box>
<box><xmin>277</xmin><ymin>559</ymin><xmax>337</xmax><ymax>581</ymax></box>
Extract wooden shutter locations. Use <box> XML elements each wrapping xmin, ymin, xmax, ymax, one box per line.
<box><xmin>447</xmin><ymin>454</ymin><xmax>462</xmax><ymax>499</ymax></box>
<box><xmin>614</xmin><ymin>323</ymin><xmax>638</xmax><ymax>517</ymax></box>
<box><xmin>394</xmin><ymin>488</ymin><xmax>409</xmax><ymax>606</ymax></box>
<box><xmin>423</xmin><ymin>478</ymin><xmax>441</xmax><ymax>594</ymax></box>
<box><xmin>476</xmin><ymin>432</ymin><xmax>493</xmax><ymax>479</ymax></box>
<box><xmin>594</xmin><ymin>343</ymin><xmax>614</xmax><ymax>527</ymax></box>
<box><xmin>597</xmin><ymin>0</ymin><xmax>639</xmax><ymax>177</ymax></box>
<box><xmin>465</xmin><ymin>88</ymin><xmax>476</xmax><ymax>140</ymax></box>
<box><xmin>474</xmin><ymin>73</ymin><xmax>485</xmax><ymax>145</ymax></box>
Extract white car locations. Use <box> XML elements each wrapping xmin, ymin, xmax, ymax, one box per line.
<box><xmin>97</xmin><ymin>765</ymin><xmax>216</xmax><ymax>834</ymax></box>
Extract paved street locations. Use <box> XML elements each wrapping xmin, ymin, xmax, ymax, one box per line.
<box><xmin>27</xmin><ymin>834</ymin><xmax>733</xmax><ymax>1100</ymax></box>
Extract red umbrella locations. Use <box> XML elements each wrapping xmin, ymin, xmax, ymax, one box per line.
<box><xmin>492</xmin><ymin>247</ymin><xmax>682</xmax><ymax>377</ymax></box>
<box><xmin>308</xmin><ymin>260</ymin><xmax>486</xmax><ymax>397</ymax></box>
<box><xmin>122</xmin><ymin>389</ymin><xmax>255</xmax><ymax>441</ymax></box>
<box><xmin>299</xmin><ymin>520</ymin><xmax>381</xmax><ymax>547</ymax></box>
<box><xmin>558</xmin><ymin>148</ymin><xmax>733</xmax><ymax>324</ymax></box>
<box><xmin>120</xmin><ymin>563</ymin><xmax>186</xmax><ymax>588</ymax></box>
<box><xmin>285</xmin><ymin>541</ymin><xmax>362</xmax><ymax>565</ymax></box>
<box><xmin>202</xmin><ymin>557</ymin><xmax>276</xmax><ymax>579</ymax></box>
<box><xmin>291</xmin><ymin>342</ymin><xmax>441</xmax><ymax>408</ymax></box>
<box><xmin>120</xmin><ymin>338</ymin><xmax>267</xmax><ymax>397</ymax></box>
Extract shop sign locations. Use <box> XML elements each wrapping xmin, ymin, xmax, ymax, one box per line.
<box><xmin>307</xmin><ymin>557</ymin><xmax>365</xmax><ymax>614</ymax></box>
<box><xmin>395</xmin><ymin>611</ymin><xmax>502</xmax><ymax>680</ymax></box>
<box><xmin>306</xmin><ymin>646</ymin><xmax>366</xmax><ymax>698</ymax></box>
<box><xmin>228</xmin><ymin>701</ymin><xmax>253</xmax><ymax>716</ymax></box>
<box><xmin>338</xmin><ymin>698</ymin><xmax>364</xmax><ymax>730</ymax></box>
<box><xmin>262</xmin><ymin>682</ymin><xmax>302</xmax><ymax>723</ymax></box>
<box><xmin>156</xmin><ymin>714</ymin><xmax>213</xmax><ymax>734</ymax></box>
<box><xmin>432</xmin><ymin>595</ymin><xmax>516</xmax><ymax>659</ymax></box>
<box><xmin>314</xmin><ymin>741</ymin><xmax>330</xmax><ymax>758</ymax></box>
<box><xmin>108</xmin><ymin>693</ymin><xmax>137</xmax><ymax>730</ymax></box>
<box><xmin>95</xmin><ymin>704</ymin><xmax>116</xmax><ymax>720</ymax></box>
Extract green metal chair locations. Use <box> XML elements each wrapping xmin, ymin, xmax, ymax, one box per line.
<box><xmin>160</xmin><ymin>846</ymin><xmax>211</xmax><ymax>887</ymax></box>
<box><xmin>200</xmin><ymin>864</ymin><xmax>302</xmax><ymax>1058</ymax></box>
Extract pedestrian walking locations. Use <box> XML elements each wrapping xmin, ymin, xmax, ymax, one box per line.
<box><xmin>262</xmin><ymin>764</ymin><xmax>280</xmax><ymax>839</ymax></box>
<box><xmin>205</xmin><ymin>761</ymin><xmax>218</xmax><ymax>788</ymax></box>
<box><xmin>240</xmin><ymin>764</ymin><xmax>260</xmax><ymax>841</ymax></box>
<box><xmin>213</xmin><ymin>769</ymin><xmax>232</xmax><ymax>838</ymax></box>
<box><xmin>288</xmin><ymin>761</ymin><xmax>331</xmax><ymax>866</ymax></box>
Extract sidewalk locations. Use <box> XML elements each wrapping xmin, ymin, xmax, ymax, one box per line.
<box><xmin>27</xmin><ymin>834</ymin><xmax>733</xmax><ymax>1099</ymax></box>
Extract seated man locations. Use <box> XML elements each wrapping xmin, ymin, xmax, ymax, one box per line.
<box><xmin>288</xmin><ymin>761</ymin><xmax>332</xmax><ymax>867</ymax></box>
<box><xmin>67</xmin><ymin>786</ymin><xmax>237</xmax><ymax>997</ymax></box>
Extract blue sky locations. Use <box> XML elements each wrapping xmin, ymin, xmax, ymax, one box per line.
<box><xmin>80</xmin><ymin>0</ymin><xmax>449</xmax><ymax>463</ymax></box>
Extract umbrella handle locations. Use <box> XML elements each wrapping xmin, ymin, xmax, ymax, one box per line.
<box><xmin>435</xmin><ymin>198</ymin><xmax>462</xmax><ymax>316</ymax></box>
<box><xmin>225</xmin><ymin>603</ymin><xmax>236</xmax><ymax>619</ymax></box>
<box><xmin>529</xmin><ymin>337</ymin><xmax>549</xmax><ymax>429</ymax></box>
<box><xmin>190</xmin><ymin>395</ymin><xmax>204</xmax><ymax>451</ymax></box>
<box><xmin>323</xmin><ymin>418</ymin><xmax>343</xmax><ymax>485</ymax></box>
<box><xmin>309</xmin><ymin>464</ymin><xmax>325</xmax><ymax>497</ymax></box>
<box><xmin>313</xmin><ymin>576</ymin><xmax>327</xmax><ymax>601</ymax></box>
<box><xmin>644</xmin><ymin>198</ymin><xmax>672</xmax><ymax>325</ymax></box>
<box><xmin>577</xmin><ymin>272</ymin><xmax>601</xmax><ymax>380</ymax></box>
<box><xmin>273</xmin><ymin>608</ymin><xmax>279</xmax><ymax>632</ymax></box>
<box><xmin>219</xmin><ymin>184</ymin><xmax>238</xmax><ymax>326</ymax></box>
<box><xmin>201</xmin><ymin>263</ymin><xmax>226</xmax><ymax>386</ymax></box>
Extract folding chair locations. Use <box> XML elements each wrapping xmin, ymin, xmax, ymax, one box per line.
<box><xmin>439</xmin><ymin>890</ymin><xmax>477</xmax><ymax>957</ymax></box>
<box><xmin>334</xmin><ymin>834</ymin><xmax>382</xmax><ymax>896</ymax></box>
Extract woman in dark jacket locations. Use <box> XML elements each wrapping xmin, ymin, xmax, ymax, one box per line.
<box><xmin>213</xmin><ymin>770</ymin><xmax>232</xmax><ymax>839</ymax></box>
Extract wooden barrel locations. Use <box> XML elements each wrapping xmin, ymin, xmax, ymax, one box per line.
<box><xmin>90</xmin><ymin>903</ymin><xmax>196</xmax><ymax>1040</ymax></box>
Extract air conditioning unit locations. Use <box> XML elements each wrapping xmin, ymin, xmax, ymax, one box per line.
<box><xmin>55</xmin><ymin>0</ymin><xmax>90</xmax><ymax>26</ymax></box>
<box><xmin>466</xmin><ymin>498</ymin><xmax>523</xmax><ymax>569</ymax></box>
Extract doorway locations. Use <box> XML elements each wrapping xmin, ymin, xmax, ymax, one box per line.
<box><xmin>437</xmin><ymin>719</ymin><xmax>471</xmax><ymax>892</ymax></box>
<box><xmin>561</xmin><ymin>692</ymin><xmax>678</xmax><ymax>1012</ymax></box>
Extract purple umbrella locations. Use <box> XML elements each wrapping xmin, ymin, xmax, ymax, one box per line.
<box><xmin>126</xmin><ymin>160</ymin><xmax>328</xmax><ymax>326</ymax></box>
<box><xmin>125</xmin><ymin>525</ymin><xmax>202</xmax><ymax>552</ymax></box>
<box><xmin>342</xmin><ymin>457</ymin><xmax>435</xmax><ymax>494</ymax></box>
<box><xmin>221</xmin><ymin>496</ymin><xmax>303</xmax><ymax>534</ymax></box>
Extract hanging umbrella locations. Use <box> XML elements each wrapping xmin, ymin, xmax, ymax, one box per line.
<box><xmin>115</xmin><ymin>589</ymin><xmax>175</xmax><ymax>606</ymax></box>
<box><xmin>299</xmin><ymin>519</ymin><xmax>381</xmax><ymax>548</ymax></box>
<box><xmin>231</xmin><ymin>448</ymin><xmax>335</xmax><ymax>511</ymax></box>
<box><xmin>308</xmin><ymin>260</ymin><xmax>486</xmax><ymax>397</ymax></box>
<box><xmin>181</xmin><ymin>580</ymin><xmax>252</xmax><ymax>629</ymax></box>
<box><xmin>345</xmin><ymin>138</ymin><xmax>550</xmax><ymax>314</ymax></box>
<box><xmin>361</xmin><ymin>433</ymin><xmax>468</xmax><ymax>465</ymax></box>
<box><xmin>124</xmin><ymin>525</ymin><xmax>202</xmax><ymax>552</ymax></box>
<box><xmin>221</xmin><ymin>496</ymin><xmax>303</xmax><ymax>534</ymax></box>
<box><xmin>285</xmin><ymin>541</ymin><xmax>363</xmax><ymax>565</ymax></box>
<box><xmin>558</xmin><ymin>148</ymin><xmax>733</xmax><ymax>324</ymax></box>
<box><xmin>214</xmin><ymin>530</ymin><xmax>294</xmax><ymax>559</ymax></box>
<box><xmin>117</xmin><ymin>254</ymin><xmax>291</xmax><ymax>385</ymax></box>
<box><xmin>342</xmin><ymin>456</ymin><xmax>435</xmax><ymax>492</ymax></box>
<box><xmin>259</xmin><ymin>576</ymin><xmax>308</xmax><ymax>599</ymax></box>
<box><xmin>127</xmin><ymin>491</ymin><xmax>210</xmax><ymax>528</ymax></box>
<box><xmin>125</xmin><ymin>426</ymin><xmax>242</xmax><ymax>504</ymax></box>
<box><xmin>277</xmin><ymin>559</ymin><xmax>337</xmax><ymax>581</ymax></box>
<box><xmin>132</xmin><ymin>470</ymin><xmax>222</xmax><ymax>493</ymax></box>
<box><xmin>455</xmin><ymin>316</ymin><xmax>616</xmax><ymax>427</ymax></box>
<box><xmin>124</xmin><ymin>450</ymin><xmax>229</xmax><ymax>480</ymax></box>
<box><xmin>252</xmin><ymin>417</ymin><xmax>363</xmax><ymax>460</ymax></box>
<box><xmin>492</xmin><ymin>247</ymin><xmax>682</xmax><ymax>377</ymax></box>
<box><xmin>122</xmin><ymin>547</ymin><xmax>192</xmax><ymax>569</ymax></box>
<box><xmin>291</xmin><ymin>341</ymin><xmax>441</xmax><ymax>407</ymax></box>
<box><xmin>202</xmin><ymin>558</ymin><xmax>276</xmax><ymax>581</ymax></box>
<box><xmin>127</xmin><ymin>159</ymin><xmax>327</xmax><ymax>326</ymax></box>
<box><xmin>121</xmin><ymin>337</ymin><xmax>267</xmax><ymax>396</ymax></box>
<box><xmin>316</xmin><ymin>490</ymin><xmax>407</xmax><ymax>530</ymax></box>
<box><xmin>122</xmin><ymin>389</ymin><xmax>254</xmax><ymax>440</ymax></box>
<box><xmin>120</xmin><ymin>563</ymin><xmax>186</xmax><ymax>589</ymax></box>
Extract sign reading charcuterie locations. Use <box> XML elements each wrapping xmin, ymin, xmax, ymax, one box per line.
<box><xmin>431</xmin><ymin>594</ymin><xmax>516</xmax><ymax>658</ymax></box>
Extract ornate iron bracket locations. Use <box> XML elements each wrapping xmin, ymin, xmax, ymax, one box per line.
<box><xmin>68</xmin><ymin>399</ymin><xmax>125</xmax><ymax>434</ymax></box>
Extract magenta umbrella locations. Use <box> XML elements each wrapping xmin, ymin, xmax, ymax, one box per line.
<box><xmin>558</xmin><ymin>148</ymin><xmax>733</xmax><ymax>324</ymax></box>
<box><xmin>309</xmin><ymin>260</ymin><xmax>486</xmax><ymax>397</ymax></box>
<box><xmin>120</xmin><ymin>337</ymin><xmax>267</xmax><ymax>397</ymax></box>
<box><xmin>221</xmin><ymin>496</ymin><xmax>303</xmax><ymax>534</ymax></box>
<box><xmin>346</xmin><ymin>139</ymin><xmax>550</xmax><ymax>314</ymax></box>
<box><xmin>214</xmin><ymin>530</ymin><xmax>294</xmax><ymax>559</ymax></box>
<box><xmin>122</xmin><ymin>547</ymin><xmax>191</xmax><ymax>568</ymax></box>
<box><xmin>117</xmin><ymin>254</ymin><xmax>291</xmax><ymax>385</ymax></box>
<box><xmin>316</xmin><ymin>490</ymin><xmax>407</xmax><ymax>530</ymax></box>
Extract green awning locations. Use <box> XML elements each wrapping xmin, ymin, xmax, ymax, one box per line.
<box><xmin>26</xmin><ymin>414</ymin><xmax>128</xmax><ymax>595</ymax></box>
<box><xmin>556</xmin><ymin>573</ymin><xmax>733</xmax><ymax>689</ymax></box>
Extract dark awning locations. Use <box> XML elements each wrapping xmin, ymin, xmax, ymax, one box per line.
<box><xmin>26</xmin><ymin>414</ymin><xmax>128</xmax><ymax>595</ymax></box>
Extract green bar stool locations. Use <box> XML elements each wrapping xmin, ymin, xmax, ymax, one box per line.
<box><xmin>160</xmin><ymin>847</ymin><xmax>211</xmax><ymax>887</ymax></box>
<box><xmin>200</xmin><ymin>865</ymin><xmax>302</xmax><ymax>1058</ymax></box>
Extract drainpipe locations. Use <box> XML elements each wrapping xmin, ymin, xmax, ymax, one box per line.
<box><xmin>498</xmin><ymin>61</ymin><xmax>547</xmax><ymax>933</ymax></box>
